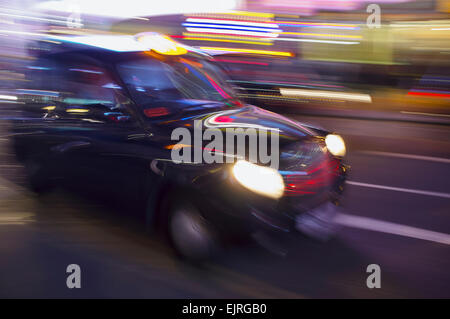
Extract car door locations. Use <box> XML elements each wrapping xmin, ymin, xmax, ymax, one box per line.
<box><xmin>45</xmin><ymin>57</ymin><xmax>153</xmax><ymax>208</ymax></box>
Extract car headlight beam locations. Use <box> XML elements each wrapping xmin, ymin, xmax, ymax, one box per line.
<box><xmin>325</xmin><ymin>134</ymin><xmax>346</xmax><ymax>157</ymax></box>
<box><xmin>232</xmin><ymin>160</ymin><xmax>284</xmax><ymax>199</ymax></box>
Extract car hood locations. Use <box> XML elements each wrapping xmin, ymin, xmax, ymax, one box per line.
<box><xmin>151</xmin><ymin>101</ymin><xmax>317</xmax><ymax>142</ymax></box>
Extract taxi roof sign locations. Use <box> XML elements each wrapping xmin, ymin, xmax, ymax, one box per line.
<box><xmin>48</xmin><ymin>33</ymin><xmax>189</xmax><ymax>55</ymax></box>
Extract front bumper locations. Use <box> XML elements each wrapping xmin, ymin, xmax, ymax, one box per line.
<box><xmin>194</xmin><ymin>161</ymin><xmax>348</xmax><ymax>239</ymax></box>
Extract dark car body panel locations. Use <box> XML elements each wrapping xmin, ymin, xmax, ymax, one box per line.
<box><xmin>10</xmin><ymin>38</ymin><xmax>347</xmax><ymax>240</ymax></box>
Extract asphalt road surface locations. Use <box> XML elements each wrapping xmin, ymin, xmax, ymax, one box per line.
<box><xmin>0</xmin><ymin>114</ymin><xmax>449</xmax><ymax>298</ymax></box>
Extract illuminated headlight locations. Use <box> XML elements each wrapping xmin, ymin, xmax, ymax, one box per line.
<box><xmin>325</xmin><ymin>134</ymin><xmax>346</xmax><ymax>157</ymax></box>
<box><xmin>232</xmin><ymin>160</ymin><xmax>284</xmax><ymax>199</ymax></box>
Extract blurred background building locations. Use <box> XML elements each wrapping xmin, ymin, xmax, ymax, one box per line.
<box><xmin>0</xmin><ymin>0</ymin><xmax>449</xmax><ymax>121</ymax></box>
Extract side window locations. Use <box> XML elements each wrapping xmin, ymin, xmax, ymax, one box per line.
<box><xmin>24</xmin><ymin>59</ymin><xmax>118</xmax><ymax>107</ymax></box>
<box><xmin>25</xmin><ymin>56</ymin><xmax>136</xmax><ymax>124</ymax></box>
<box><xmin>56</xmin><ymin>62</ymin><xmax>118</xmax><ymax>108</ymax></box>
<box><xmin>117</xmin><ymin>59</ymin><xmax>178</xmax><ymax>104</ymax></box>
<box><xmin>60</xmin><ymin>63</ymin><xmax>136</xmax><ymax>124</ymax></box>
<box><xmin>23</xmin><ymin>58</ymin><xmax>61</xmax><ymax>105</ymax></box>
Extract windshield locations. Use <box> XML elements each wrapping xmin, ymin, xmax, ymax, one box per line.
<box><xmin>116</xmin><ymin>57</ymin><xmax>240</xmax><ymax>107</ymax></box>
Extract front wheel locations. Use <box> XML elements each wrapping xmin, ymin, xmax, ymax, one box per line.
<box><xmin>168</xmin><ymin>197</ymin><xmax>218</xmax><ymax>262</ymax></box>
<box><xmin>24</xmin><ymin>156</ymin><xmax>54</xmax><ymax>194</ymax></box>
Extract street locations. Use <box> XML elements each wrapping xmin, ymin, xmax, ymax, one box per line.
<box><xmin>0</xmin><ymin>115</ymin><xmax>449</xmax><ymax>298</ymax></box>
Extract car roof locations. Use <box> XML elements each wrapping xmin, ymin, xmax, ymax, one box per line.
<box><xmin>29</xmin><ymin>33</ymin><xmax>211</xmax><ymax>62</ymax></box>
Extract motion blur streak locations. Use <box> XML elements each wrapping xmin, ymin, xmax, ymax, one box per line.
<box><xmin>181</xmin><ymin>32</ymin><xmax>273</xmax><ymax>41</ymax></box>
<box><xmin>400</xmin><ymin>111</ymin><xmax>450</xmax><ymax>118</ymax></box>
<box><xmin>273</xmin><ymin>38</ymin><xmax>360</xmax><ymax>45</ymax></box>
<box><xmin>334</xmin><ymin>214</ymin><xmax>450</xmax><ymax>246</ymax></box>
<box><xmin>357</xmin><ymin>151</ymin><xmax>450</xmax><ymax>164</ymax></box>
<box><xmin>0</xmin><ymin>212</ymin><xmax>35</xmax><ymax>226</ymax></box>
<box><xmin>186</xmin><ymin>28</ymin><xmax>280</xmax><ymax>38</ymax></box>
<box><xmin>179</xmin><ymin>36</ymin><xmax>273</xmax><ymax>46</ymax></box>
<box><xmin>347</xmin><ymin>181</ymin><xmax>450</xmax><ymax>199</ymax></box>
<box><xmin>274</xmin><ymin>21</ymin><xmax>358</xmax><ymax>28</ymax></box>
<box><xmin>211</xmin><ymin>58</ymin><xmax>269</xmax><ymax>65</ymax></box>
<box><xmin>0</xmin><ymin>95</ymin><xmax>17</xmax><ymax>101</ymax></box>
<box><xmin>281</xmin><ymin>32</ymin><xmax>362</xmax><ymax>39</ymax></box>
<box><xmin>185</xmin><ymin>18</ymin><xmax>280</xmax><ymax>28</ymax></box>
<box><xmin>199</xmin><ymin>47</ymin><xmax>293</xmax><ymax>56</ymax></box>
<box><xmin>407</xmin><ymin>91</ymin><xmax>450</xmax><ymax>98</ymax></box>
<box><xmin>280</xmin><ymin>89</ymin><xmax>372</xmax><ymax>103</ymax></box>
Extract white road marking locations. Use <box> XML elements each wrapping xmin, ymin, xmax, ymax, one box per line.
<box><xmin>335</xmin><ymin>213</ymin><xmax>450</xmax><ymax>246</ymax></box>
<box><xmin>357</xmin><ymin>151</ymin><xmax>450</xmax><ymax>164</ymax></box>
<box><xmin>346</xmin><ymin>181</ymin><xmax>450</xmax><ymax>199</ymax></box>
<box><xmin>401</xmin><ymin>111</ymin><xmax>450</xmax><ymax>118</ymax></box>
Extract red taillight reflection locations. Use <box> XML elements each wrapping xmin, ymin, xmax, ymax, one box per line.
<box><xmin>144</xmin><ymin>107</ymin><xmax>169</xmax><ymax>117</ymax></box>
<box><xmin>283</xmin><ymin>157</ymin><xmax>340</xmax><ymax>196</ymax></box>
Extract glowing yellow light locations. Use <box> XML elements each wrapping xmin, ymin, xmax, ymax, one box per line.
<box><xmin>42</xmin><ymin>106</ymin><xmax>56</xmax><ymax>111</ymax></box>
<box><xmin>137</xmin><ymin>34</ymin><xmax>188</xmax><ymax>55</ymax></box>
<box><xmin>232</xmin><ymin>160</ymin><xmax>284</xmax><ymax>199</ymax></box>
<box><xmin>325</xmin><ymin>134</ymin><xmax>346</xmax><ymax>157</ymax></box>
<box><xmin>66</xmin><ymin>108</ymin><xmax>89</xmax><ymax>113</ymax></box>
<box><xmin>165</xmin><ymin>144</ymin><xmax>191</xmax><ymax>150</ymax></box>
<box><xmin>199</xmin><ymin>47</ymin><xmax>293</xmax><ymax>57</ymax></box>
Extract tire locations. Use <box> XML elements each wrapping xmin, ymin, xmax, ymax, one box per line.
<box><xmin>24</xmin><ymin>155</ymin><xmax>54</xmax><ymax>194</ymax></box>
<box><xmin>167</xmin><ymin>196</ymin><xmax>218</xmax><ymax>262</ymax></box>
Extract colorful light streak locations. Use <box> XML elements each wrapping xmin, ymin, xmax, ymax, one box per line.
<box><xmin>275</xmin><ymin>21</ymin><xmax>358</xmax><ymax>28</ymax></box>
<box><xmin>211</xmin><ymin>58</ymin><xmax>269</xmax><ymax>66</ymax></box>
<box><xmin>185</xmin><ymin>28</ymin><xmax>279</xmax><ymax>38</ymax></box>
<box><xmin>282</xmin><ymin>32</ymin><xmax>362</xmax><ymax>39</ymax></box>
<box><xmin>186</xmin><ymin>18</ymin><xmax>279</xmax><ymax>29</ymax></box>
<box><xmin>203</xmin><ymin>73</ymin><xmax>232</xmax><ymax>100</ymax></box>
<box><xmin>183</xmin><ymin>23</ymin><xmax>280</xmax><ymax>33</ymax></box>
<box><xmin>178</xmin><ymin>36</ymin><xmax>272</xmax><ymax>46</ymax></box>
<box><xmin>273</xmin><ymin>38</ymin><xmax>359</xmax><ymax>45</ymax></box>
<box><xmin>199</xmin><ymin>47</ymin><xmax>293</xmax><ymax>57</ymax></box>
<box><xmin>280</xmin><ymin>88</ymin><xmax>372</xmax><ymax>103</ymax></box>
<box><xmin>181</xmin><ymin>32</ymin><xmax>272</xmax><ymax>41</ymax></box>
<box><xmin>407</xmin><ymin>91</ymin><xmax>450</xmax><ymax>98</ymax></box>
